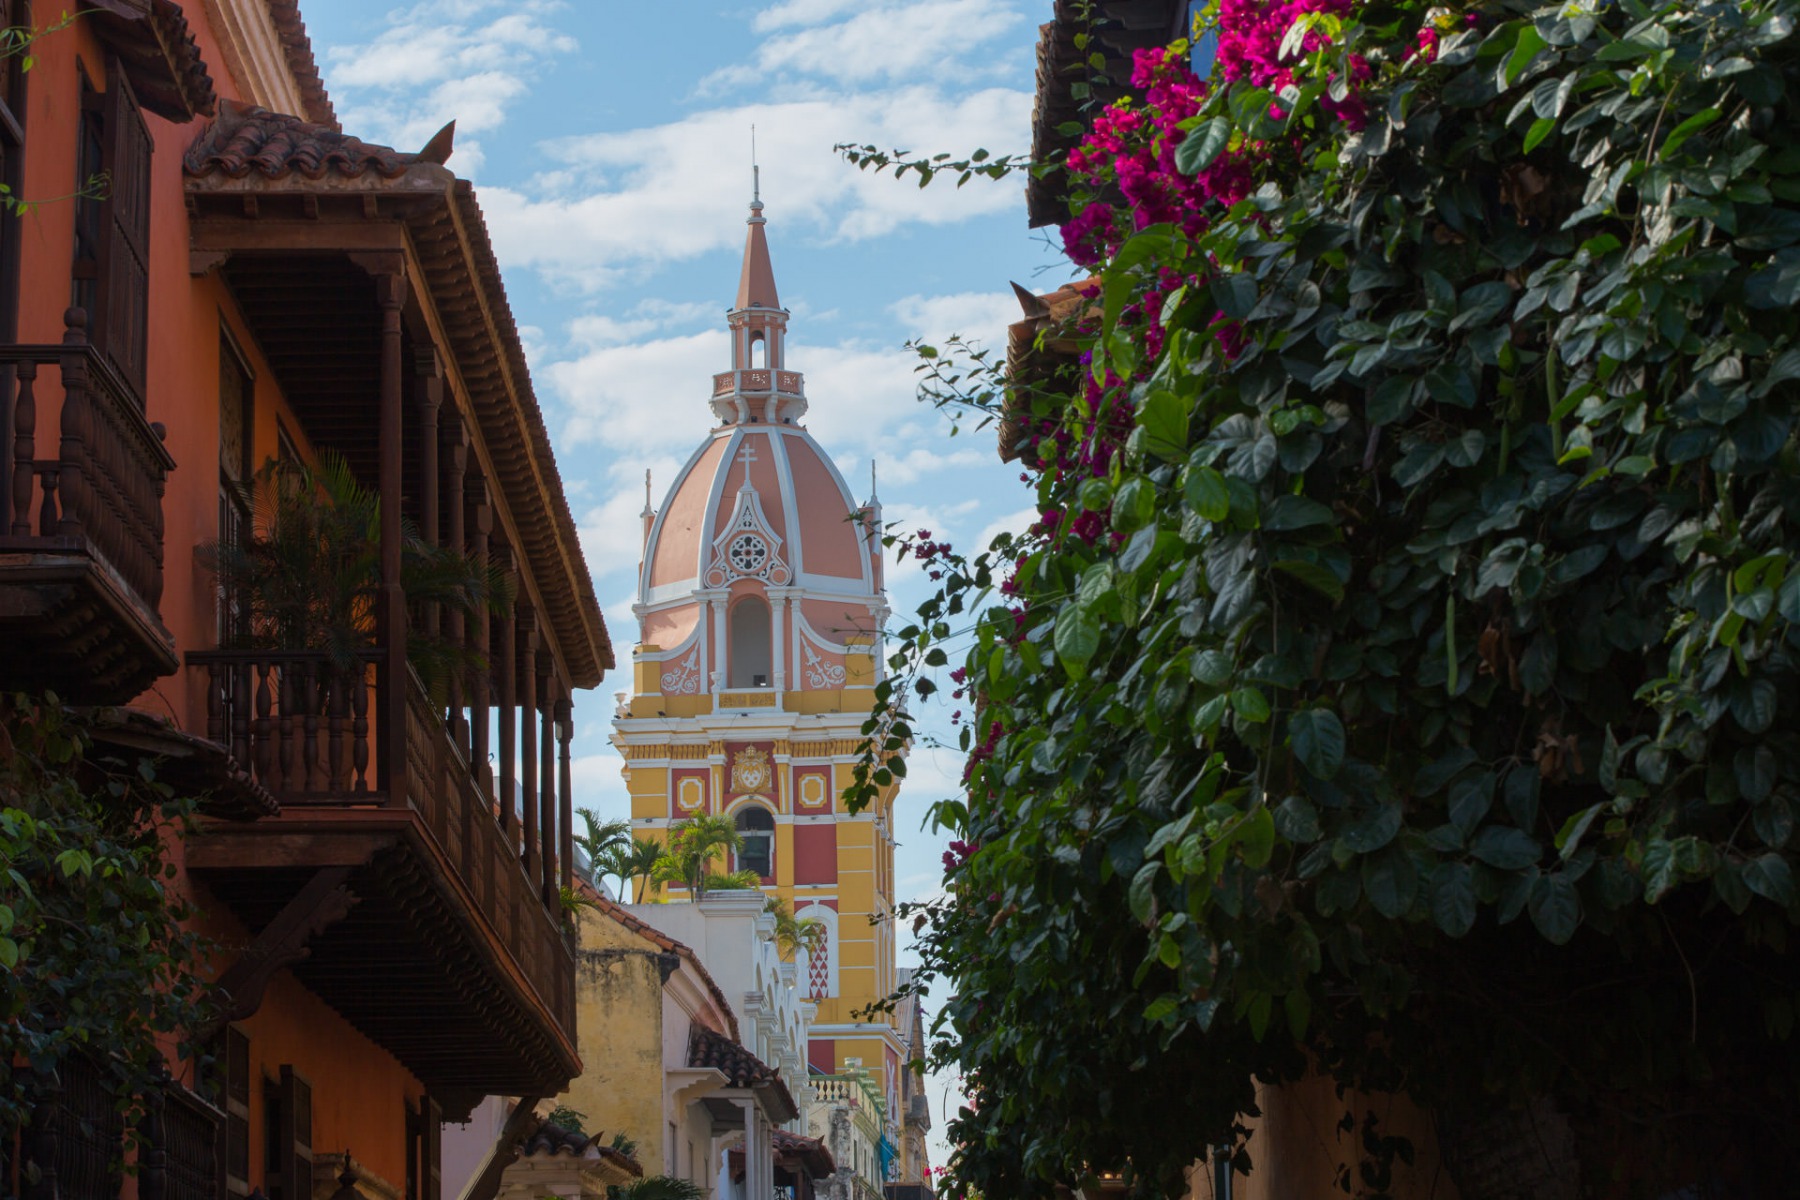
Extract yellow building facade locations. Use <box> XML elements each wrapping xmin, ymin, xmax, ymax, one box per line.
<box><xmin>613</xmin><ymin>189</ymin><xmax>907</xmax><ymax>1177</ymax></box>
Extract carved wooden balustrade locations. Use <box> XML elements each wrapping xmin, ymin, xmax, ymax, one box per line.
<box><xmin>0</xmin><ymin>308</ymin><xmax>177</xmax><ymax>700</ymax></box>
<box><xmin>186</xmin><ymin>650</ymin><xmax>378</xmax><ymax>798</ymax></box>
<box><xmin>184</xmin><ymin>646</ymin><xmax>578</xmax><ymax>1048</ymax></box>
<box><xmin>1</xmin><ymin>308</ymin><xmax>170</xmax><ymax>609</ymax></box>
<box><xmin>16</xmin><ymin>1057</ymin><xmax>223</xmax><ymax>1200</ymax></box>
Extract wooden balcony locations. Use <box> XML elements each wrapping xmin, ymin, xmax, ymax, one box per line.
<box><xmin>184</xmin><ymin>648</ymin><xmax>580</xmax><ymax>1105</ymax></box>
<box><xmin>0</xmin><ymin>310</ymin><xmax>177</xmax><ymax>702</ymax></box>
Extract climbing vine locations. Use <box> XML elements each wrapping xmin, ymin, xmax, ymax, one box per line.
<box><xmin>0</xmin><ymin>696</ymin><xmax>213</xmax><ymax>1143</ymax></box>
<box><xmin>850</xmin><ymin>0</ymin><xmax>1800</xmax><ymax>1194</ymax></box>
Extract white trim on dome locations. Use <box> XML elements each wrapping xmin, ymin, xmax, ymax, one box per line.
<box><xmin>771</xmin><ymin>428</ymin><xmax>804</xmax><ymax>578</ymax></box>
<box><xmin>638</xmin><ymin>433</ymin><xmax>725</xmax><ymax>606</ymax></box>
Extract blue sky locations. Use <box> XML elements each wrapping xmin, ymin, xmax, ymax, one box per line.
<box><xmin>299</xmin><ymin>0</ymin><xmax>1074</xmax><ymax>1150</ymax></box>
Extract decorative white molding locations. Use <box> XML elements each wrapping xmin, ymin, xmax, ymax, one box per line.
<box><xmin>801</xmin><ymin>637</ymin><xmax>846</xmax><ymax>690</ymax></box>
<box><xmin>660</xmin><ymin>644</ymin><xmax>703</xmax><ymax>694</ymax></box>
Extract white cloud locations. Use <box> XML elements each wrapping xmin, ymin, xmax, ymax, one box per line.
<box><xmin>890</xmin><ymin>290</ymin><xmax>1021</xmax><ymax>349</ymax></box>
<box><xmin>715</xmin><ymin>0</ymin><xmax>1024</xmax><ymax>91</ymax></box>
<box><xmin>323</xmin><ymin>0</ymin><xmax>576</xmax><ymax>176</ymax></box>
<box><xmin>479</xmin><ymin>85</ymin><xmax>1028</xmax><ymax>293</ymax></box>
<box><xmin>752</xmin><ymin>0</ymin><xmax>862</xmax><ymax>33</ymax></box>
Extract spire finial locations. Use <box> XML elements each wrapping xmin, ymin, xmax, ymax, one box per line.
<box><xmin>869</xmin><ymin>458</ymin><xmax>879</xmax><ymax>502</ymax></box>
<box><xmin>749</xmin><ymin>125</ymin><xmax>765</xmax><ymax>225</ymax></box>
<box><xmin>642</xmin><ymin>469</ymin><xmax>653</xmax><ymax>515</ymax></box>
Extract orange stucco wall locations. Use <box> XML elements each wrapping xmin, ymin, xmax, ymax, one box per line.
<box><xmin>16</xmin><ymin>13</ymin><xmax>423</xmax><ymax>1194</ymax></box>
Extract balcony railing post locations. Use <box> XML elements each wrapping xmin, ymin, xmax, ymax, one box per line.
<box><xmin>496</xmin><ymin>547</ymin><xmax>517</xmax><ymax>844</ymax></box>
<box><xmin>444</xmin><ymin>409</ymin><xmax>469</xmax><ymax>758</ymax></box>
<box><xmin>9</xmin><ymin>358</ymin><xmax>33</xmax><ymax>534</ymax></box>
<box><xmin>469</xmin><ymin>476</ymin><xmax>493</xmax><ymax>799</ymax></box>
<box><xmin>375</xmin><ymin>269</ymin><xmax>410</xmax><ymax>808</ymax></box>
<box><xmin>55</xmin><ymin>308</ymin><xmax>89</xmax><ymax>540</ymax></box>
<box><xmin>518</xmin><ymin>606</ymin><xmax>540</xmax><ymax>889</ymax></box>
<box><xmin>538</xmin><ymin>654</ymin><xmax>556</xmax><ymax>907</ymax></box>
<box><xmin>557</xmin><ymin>694</ymin><xmax>574</xmax><ymax>898</ymax></box>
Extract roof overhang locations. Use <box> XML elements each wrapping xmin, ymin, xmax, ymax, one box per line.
<box><xmin>84</xmin><ymin>0</ymin><xmax>216</xmax><ymax>121</ymax></box>
<box><xmin>184</xmin><ymin>107</ymin><xmax>613</xmax><ymax>686</ymax></box>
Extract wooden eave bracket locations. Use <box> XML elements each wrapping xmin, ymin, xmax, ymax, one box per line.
<box><xmin>206</xmin><ymin>864</ymin><xmax>361</xmax><ymax>1034</ymax></box>
<box><xmin>456</xmin><ymin>1095</ymin><xmax>545</xmax><ymax>1200</ymax></box>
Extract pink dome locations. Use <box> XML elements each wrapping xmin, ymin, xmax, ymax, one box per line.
<box><xmin>628</xmin><ymin>193</ymin><xmax>886</xmax><ymax>701</ymax></box>
<box><xmin>642</xmin><ymin>425</ymin><xmax>878</xmax><ymax>602</ymax></box>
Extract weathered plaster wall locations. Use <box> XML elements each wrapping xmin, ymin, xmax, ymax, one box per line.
<box><xmin>563</xmin><ymin>908</ymin><xmax>670</xmax><ymax>1175</ymax></box>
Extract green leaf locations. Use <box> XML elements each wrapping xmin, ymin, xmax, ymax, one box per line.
<box><xmin>1362</xmin><ymin>847</ymin><xmax>1418</xmax><ymax>918</ymax></box>
<box><xmin>1139</xmin><ymin>390</ymin><xmax>1189</xmax><ymax>461</ymax></box>
<box><xmin>1274</xmin><ymin>794</ymin><xmax>1322</xmax><ymax>843</ymax></box>
<box><xmin>1342</xmin><ymin>803</ymin><xmax>1402</xmax><ymax>854</ymax></box>
<box><xmin>1523</xmin><ymin>116</ymin><xmax>1555</xmax><ymax>154</ymax></box>
<box><xmin>1111</xmin><ymin>477</ymin><xmax>1156</xmax><ymax>533</ymax></box>
<box><xmin>1289</xmin><ymin>708</ymin><xmax>1347</xmax><ymax>780</ymax></box>
<box><xmin>1367</xmin><ymin>375</ymin><xmax>1416</xmax><ymax>425</ymax></box>
<box><xmin>1504</xmin><ymin>25</ymin><xmax>1546</xmax><ymax>85</ymax></box>
<box><xmin>1272</xmin><ymin>559</ymin><xmax>1345</xmax><ymax>601</ymax></box>
<box><xmin>1262</xmin><ymin>495</ymin><xmax>1335</xmax><ymax>532</ymax></box>
<box><xmin>1185</xmin><ymin>462</ymin><xmax>1230</xmax><ymax>521</ymax></box>
<box><xmin>1284</xmin><ymin>988</ymin><xmax>1311</xmax><ymax>1041</ymax></box>
<box><xmin>1431</xmin><ymin>863</ymin><xmax>1478</xmax><ymax>938</ymax></box>
<box><xmin>1744</xmin><ymin>854</ymin><xmax>1796</xmax><ymax>908</ymax></box>
<box><xmin>1231</xmin><ymin>686</ymin><xmax>1271</xmax><ymax>723</ymax></box>
<box><xmin>1527</xmin><ymin>873</ymin><xmax>1581</xmax><ymax>945</ymax></box>
<box><xmin>1470</xmin><ymin>827</ymin><xmax>1542</xmax><ymax>870</ymax></box>
<box><xmin>1659</xmin><ymin>107</ymin><xmax>1721</xmax><ymax>160</ymax></box>
<box><xmin>1556</xmin><ymin>804</ymin><xmax>1604</xmax><ymax>859</ymax></box>
<box><xmin>1129</xmin><ymin>862</ymin><xmax>1160</xmax><ymax>924</ymax></box>
<box><xmin>1054</xmin><ymin>605</ymin><xmax>1101</xmax><ymax>678</ymax></box>
<box><xmin>1175</xmin><ymin>116</ymin><xmax>1231</xmax><ymax>175</ymax></box>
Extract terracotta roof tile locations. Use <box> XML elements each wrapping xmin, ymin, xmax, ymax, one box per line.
<box><xmin>265</xmin><ymin>0</ymin><xmax>337</xmax><ymax>130</ymax></box>
<box><xmin>689</xmin><ymin>1025</ymin><xmax>779</xmax><ymax>1088</ymax></box>
<box><xmin>772</xmin><ymin>1129</ymin><xmax>835</xmax><ymax>1177</ymax></box>
<box><xmin>518</xmin><ymin>1118</ymin><xmax>644</xmax><ymax>1177</ymax></box>
<box><xmin>688</xmin><ymin>1027</ymin><xmax>799</xmax><ymax>1119</ymax></box>
<box><xmin>88</xmin><ymin>0</ymin><xmax>217</xmax><ymax>121</ymax></box>
<box><xmin>183</xmin><ymin>102</ymin><xmax>417</xmax><ymax>181</ymax></box>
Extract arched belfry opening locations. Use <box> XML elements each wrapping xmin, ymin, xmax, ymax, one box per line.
<box><xmin>750</xmin><ymin>331</ymin><xmax>767</xmax><ymax>368</ymax></box>
<box><xmin>729</xmin><ymin>595</ymin><xmax>772</xmax><ymax>688</ymax></box>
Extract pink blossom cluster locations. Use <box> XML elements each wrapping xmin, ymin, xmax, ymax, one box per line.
<box><xmin>1217</xmin><ymin>0</ymin><xmax>1368</xmax><ymax>123</ymax></box>
<box><xmin>940</xmin><ymin>839</ymin><xmax>978</xmax><ymax>873</ymax></box>
<box><xmin>1061</xmin><ymin>0</ymin><xmax>1386</xmax><ymax>269</ymax></box>
<box><xmin>1062</xmin><ymin>44</ymin><xmax>1257</xmax><ymax>266</ymax></box>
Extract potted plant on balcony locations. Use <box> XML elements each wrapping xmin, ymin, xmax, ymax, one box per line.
<box><xmin>199</xmin><ymin>452</ymin><xmax>510</xmax><ymax>695</ymax></box>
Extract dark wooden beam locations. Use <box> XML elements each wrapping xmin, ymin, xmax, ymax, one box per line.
<box><xmin>205</xmin><ymin>865</ymin><xmax>361</xmax><ymax>1034</ymax></box>
<box><xmin>193</xmin><ymin>218</ymin><xmax>408</xmax><ymax>253</ymax></box>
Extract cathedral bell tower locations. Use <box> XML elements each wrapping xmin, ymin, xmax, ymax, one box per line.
<box><xmin>614</xmin><ymin>184</ymin><xmax>906</xmax><ymax>1143</ymax></box>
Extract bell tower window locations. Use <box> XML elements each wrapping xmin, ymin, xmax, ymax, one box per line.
<box><xmin>734</xmin><ymin>805</ymin><xmax>774</xmax><ymax>878</ymax></box>
<box><xmin>729</xmin><ymin>595</ymin><xmax>772</xmax><ymax>688</ymax></box>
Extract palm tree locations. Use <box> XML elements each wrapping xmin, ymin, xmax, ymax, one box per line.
<box><xmin>765</xmin><ymin>896</ymin><xmax>825</xmax><ymax>960</ymax></box>
<box><xmin>651</xmin><ymin>814</ymin><xmax>742</xmax><ymax>900</ymax></box>
<box><xmin>603</xmin><ymin>836</ymin><xmax>666</xmax><ymax>902</ymax></box>
<box><xmin>614</xmin><ymin>1178</ymin><xmax>703</xmax><ymax>1200</ymax></box>
<box><xmin>574</xmin><ymin>809</ymin><xmax>632</xmax><ymax>890</ymax></box>
<box><xmin>198</xmin><ymin>452</ymin><xmax>510</xmax><ymax>688</ymax></box>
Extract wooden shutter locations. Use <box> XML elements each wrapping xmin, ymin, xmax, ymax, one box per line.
<box><xmin>98</xmin><ymin>60</ymin><xmax>152</xmax><ymax>402</ymax></box>
<box><xmin>223</xmin><ymin>1028</ymin><xmax>251</xmax><ymax>1198</ymax></box>
<box><xmin>423</xmin><ymin>1097</ymin><xmax>441</xmax><ymax>1200</ymax></box>
<box><xmin>274</xmin><ymin>1067</ymin><xmax>313</xmax><ymax>1200</ymax></box>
